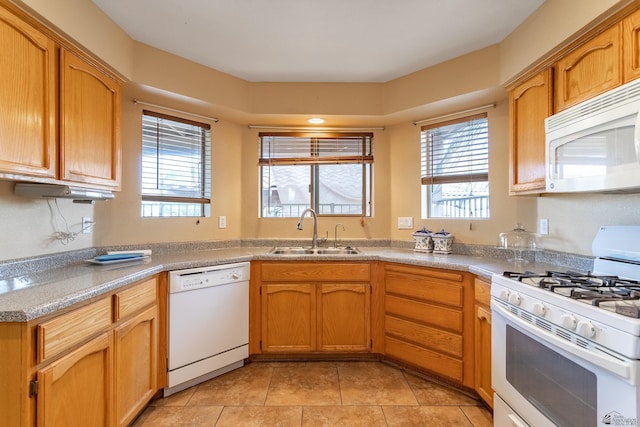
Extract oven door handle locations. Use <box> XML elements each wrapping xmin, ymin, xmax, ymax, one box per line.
<box><xmin>492</xmin><ymin>300</ymin><xmax>632</xmax><ymax>381</ymax></box>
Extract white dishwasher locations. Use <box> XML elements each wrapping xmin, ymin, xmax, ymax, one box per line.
<box><xmin>165</xmin><ymin>262</ymin><xmax>250</xmax><ymax>396</ymax></box>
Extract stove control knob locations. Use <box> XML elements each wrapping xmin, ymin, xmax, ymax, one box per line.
<box><xmin>499</xmin><ymin>289</ymin><xmax>510</xmax><ymax>302</ymax></box>
<box><xmin>577</xmin><ymin>321</ymin><xmax>596</xmax><ymax>338</ymax></box>
<box><xmin>532</xmin><ymin>303</ymin><xmax>546</xmax><ymax>317</ymax></box>
<box><xmin>508</xmin><ymin>293</ymin><xmax>522</xmax><ymax>306</ymax></box>
<box><xmin>561</xmin><ymin>314</ymin><xmax>577</xmax><ymax>330</ymax></box>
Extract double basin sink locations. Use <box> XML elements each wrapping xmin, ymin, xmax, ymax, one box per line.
<box><xmin>269</xmin><ymin>246</ymin><xmax>361</xmax><ymax>255</ymax></box>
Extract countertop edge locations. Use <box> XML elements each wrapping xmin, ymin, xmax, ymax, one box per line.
<box><xmin>0</xmin><ymin>247</ymin><xmax>580</xmax><ymax>322</ymax></box>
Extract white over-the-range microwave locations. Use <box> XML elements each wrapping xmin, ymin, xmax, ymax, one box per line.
<box><xmin>545</xmin><ymin>78</ymin><xmax>640</xmax><ymax>193</ymax></box>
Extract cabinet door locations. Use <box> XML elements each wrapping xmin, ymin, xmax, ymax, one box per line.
<box><xmin>114</xmin><ymin>305</ymin><xmax>158</xmax><ymax>427</ymax></box>
<box><xmin>317</xmin><ymin>284</ymin><xmax>370</xmax><ymax>352</ymax></box>
<box><xmin>555</xmin><ymin>24</ymin><xmax>622</xmax><ymax>111</ymax></box>
<box><xmin>623</xmin><ymin>8</ymin><xmax>640</xmax><ymax>82</ymax></box>
<box><xmin>37</xmin><ymin>332</ymin><xmax>113</xmax><ymax>427</ymax></box>
<box><xmin>0</xmin><ymin>5</ymin><xmax>56</xmax><ymax>178</ymax></box>
<box><xmin>474</xmin><ymin>304</ymin><xmax>493</xmax><ymax>408</ymax></box>
<box><xmin>60</xmin><ymin>48</ymin><xmax>121</xmax><ymax>189</ymax></box>
<box><xmin>508</xmin><ymin>68</ymin><xmax>552</xmax><ymax>194</ymax></box>
<box><xmin>261</xmin><ymin>284</ymin><xmax>316</xmax><ymax>352</ymax></box>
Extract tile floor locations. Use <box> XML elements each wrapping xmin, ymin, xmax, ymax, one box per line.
<box><xmin>132</xmin><ymin>361</ymin><xmax>493</xmax><ymax>426</ymax></box>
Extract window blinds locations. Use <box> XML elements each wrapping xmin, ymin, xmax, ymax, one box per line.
<box><xmin>420</xmin><ymin>113</ymin><xmax>488</xmax><ymax>185</ymax></box>
<box><xmin>258</xmin><ymin>132</ymin><xmax>374</xmax><ymax>165</ymax></box>
<box><xmin>141</xmin><ymin>110</ymin><xmax>211</xmax><ymax>203</ymax></box>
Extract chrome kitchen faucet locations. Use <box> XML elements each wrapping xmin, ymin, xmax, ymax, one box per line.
<box><xmin>297</xmin><ymin>208</ymin><xmax>318</xmax><ymax>248</ymax></box>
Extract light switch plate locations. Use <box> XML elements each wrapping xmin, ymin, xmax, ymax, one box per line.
<box><xmin>218</xmin><ymin>216</ymin><xmax>227</xmax><ymax>228</ymax></box>
<box><xmin>539</xmin><ymin>218</ymin><xmax>549</xmax><ymax>235</ymax></box>
<box><xmin>397</xmin><ymin>217</ymin><xmax>413</xmax><ymax>229</ymax></box>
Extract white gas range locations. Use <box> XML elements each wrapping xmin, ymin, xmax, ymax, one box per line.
<box><xmin>491</xmin><ymin>225</ymin><xmax>640</xmax><ymax>427</ymax></box>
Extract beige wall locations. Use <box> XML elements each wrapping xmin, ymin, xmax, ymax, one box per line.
<box><xmin>2</xmin><ymin>0</ymin><xmax>639</xmax><ymax>261</ymax></box>
<box><xmin>238</xmin><ymin>128</ymin><xmax>391</xmax><ymax>242</ymax></box>
<box><xmin>499</xmin><ymin>0</ymin><xmax>621</xmax><ymax>83</ymax></box>
<box><xmin>387</xmin><ymin>101</ymin><xmax>537</xmax><ymax>245</ymax></box>
<box><xmin>94</xmin><ymin>85</ymin><xmax>244</xmax><ymax>246</ymax></box>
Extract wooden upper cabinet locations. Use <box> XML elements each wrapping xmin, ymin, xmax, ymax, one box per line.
<box><xmin>0</xmin><ymin>4</ymin><xmax>56</xmax><ymax>178</ymax></box>
<box><xmin>623</xmin><ymin>8</ymin><xmax>640</xmax><ymax>82</ymax></box>
<box><xmin>508</xmin><ymin>68</ymin><xmax>552</xmax><ymax>194</ymax></box>
<box><xmin>555</xmin><ymin>23</ymin><xmax>622</xmax><ymax>111</ymax></box>
<box><xmin>60</xmin><ymin>49</ymin><xmax>122</xmax><ymax>189</ymax></box>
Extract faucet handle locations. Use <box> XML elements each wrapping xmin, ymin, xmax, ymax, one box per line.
<box><xmin>334</xmin><ymin>223</ymin><xmax>345</xmax><ymax>248</ymax></box>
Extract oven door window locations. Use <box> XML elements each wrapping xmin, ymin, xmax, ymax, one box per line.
<box><xmin>506</xmin><ymin>325</ymin><xmax>597</xmax><ymax>427</ymax></box>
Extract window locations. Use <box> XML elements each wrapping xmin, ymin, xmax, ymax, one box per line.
<box><xmin>421</xmin><ymin>113</ymin><xmax>489</xmax><ymax>219</ymax></box>
<box><xmin>141</xmin><ymin>110</ymin><xmax>211</xmax><ymax>217</ymax></box>
<box><xmin>259</xmin><ymin>132</ymin><xmax>373</xmax><ymax>217</ymax></box>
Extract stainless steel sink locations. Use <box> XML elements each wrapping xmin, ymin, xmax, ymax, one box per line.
<box><xmin>268</xmin><ymin>246</ymin><xmax>361</xmax><ymax>255</ymax></box>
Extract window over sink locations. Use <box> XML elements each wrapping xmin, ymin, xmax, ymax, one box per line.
<box><xmin>258</xmin><ymin>132</ymin><xmax>373</xmax><ymax>218</ymax></box>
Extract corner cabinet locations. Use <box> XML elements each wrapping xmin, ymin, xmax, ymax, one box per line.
<box><xmin>474</xmin><ymin>278</ymin><xmax>493</xmax><ymax>408</ymax></box>
<box><xmin>382</xmin><ymin>263</ymin><xmax>475</xmax><ymax>389</ymax></box>
<box><xmin>36</xmin><ymin>298</ymin><xmax>114</xmax><ymax>426</ymax></box>
<box><xmin>0</xmin><ymin>275</ymin><xmax>162</xmax><ymax>427</ymax></box>
<box><xmin>0</xmin><ymin>2</ymin><xmax>122</xmax><ymax>189</ymax></box>
<box><xmin>252</xmin><ymin>262</ymin><xmax>373</xmax><ymax>354</ymax></box>
<box><xmin>508</xmin><ymin>68</ymin><xmax>553</xmax><ymax>195</ymax></box>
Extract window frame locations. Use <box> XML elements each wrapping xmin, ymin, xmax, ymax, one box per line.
<box><xmin>420</xmin><ymin>113</ymin><xmax>490</xmax><ymax>219</ymax></box>
<box><xmin>258</xmin><ymin>132</ymin><xmax>374</xmax><ymax>218</ymax></box>
<box><xmin>141</xmin><ymin>110</ymin><xmax>212</xmax><ymax>218</ymax></box>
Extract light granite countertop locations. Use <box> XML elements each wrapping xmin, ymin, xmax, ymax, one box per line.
<box><xmin>0</xmin><ymin>245</ymin><xmax>584</xmax><ymax>322</ymax></box>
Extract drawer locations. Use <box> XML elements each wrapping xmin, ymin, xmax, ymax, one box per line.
<box><xmin>37</xmin><ymin>297</ymin><xmax>112</xmax><ymax>363</ymax></box>
<box><xmin>385</xmin><ymin>336</ymin><xmax>463</xmax><ymax>382</ymax></box>
<box><xmin>385</xmin><ymin>271</ymin><xmax>463</xmax><ymax>307</ymax></box>
<box><xmin>113</xmin><ymin>277</ymin><xmax>158</xmax><ymax>321</ymax></box>
<box><xmin>261</xmin><ymin>262</ymin><xmax>370</xmax><ymax>282</ymax></box>
<box><xmin>474</xmin><ymin>278</ymin><xmax>491</xmax><ymax>306</ymax></box>
<box><xmin>385</xmin><ymin>294</ymin><xmax>462</xmax><ymax>332</ymax></box>
<box><xmin>385</xmin><ymin>315</ymin><xmax>462</xmax><ymax>357</ymax></box>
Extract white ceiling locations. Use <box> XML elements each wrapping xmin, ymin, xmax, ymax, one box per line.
<box><xmin>91</xmin><ymin>0</ymin><xmax>545</xmax><ymax>83</ymax></box>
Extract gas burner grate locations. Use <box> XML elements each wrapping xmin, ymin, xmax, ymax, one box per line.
<box><xmin>502</xmin><ymin>269</ymin><xmax>640</xmax><ymax>318</ymax></box>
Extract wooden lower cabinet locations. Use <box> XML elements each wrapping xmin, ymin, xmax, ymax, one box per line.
<box><xmin>317</xmin><ymin>284</ymin><xmax>370</xmax><ymax>352</ymax></box>
<box><xmin>37</xmin><ymin>332</ymin><xmax>113</xmax><ymax>427</ymax></box>
<box><xmin>262</xmin><ymin>284</ymin><xmax>316</xmax><ymax>353</ymax></box>
<box><xmin>254</xmin><ymin>262</ymin><xmax>372</xmax><ymax>354</ymax></box>
<box><xmin>383</xmin><ymin>263</ymin><xmax>475</xmax><ymax>389</ymax></box>
<box><xmin>0</xmin><ymin>275</ymin><xmax>162</xmax><ymax>427</ymax></box>
<box><xmin>114</xmin><ymin>305</ymin><xmax>158</xmax><ymax>427</ymax></box>
<box><xmin>474</xmin><ymin>278</ymin><xmax>493</xmax><ymax>408</ymax></box>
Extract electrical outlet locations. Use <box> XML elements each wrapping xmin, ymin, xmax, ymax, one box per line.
<box><xmin>218</xmin><ymin>215</ymin><xmax>227</xmax><ymax>229</ymax></box>
<box><xmin>539</xmin><ymin>218</ymin><xmax>549</xmax><ymax>235</ymax></box>
<box><xmin>397</xmin><ymin>217</ymin><xmax>413</xmax><ymax>229</ymax></box>
<box><xmin>82</xmin><ymin>216</ymin><xmax>92</xmax><ymax>234</ymax></box>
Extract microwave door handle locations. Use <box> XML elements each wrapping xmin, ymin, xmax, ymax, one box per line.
<box><xmin>635</xmin><ymin>111</ymin><xmax>640</xmax><ymax>161</ymax></box>
<box><xmin>507</xmin><ymin>414</ymin><xmax>529</xmax><ymax>427</ymax></box>
<box><xmin>491</xmin><ymin>301</ymin><xmax>632</xmax><ymax>381</ymax></box>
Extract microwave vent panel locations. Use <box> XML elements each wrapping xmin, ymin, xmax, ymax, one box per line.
<box><xmin>546</xmin><ymin>78</ymin><xmax>640</xmax><ymax>132</ymax></box>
